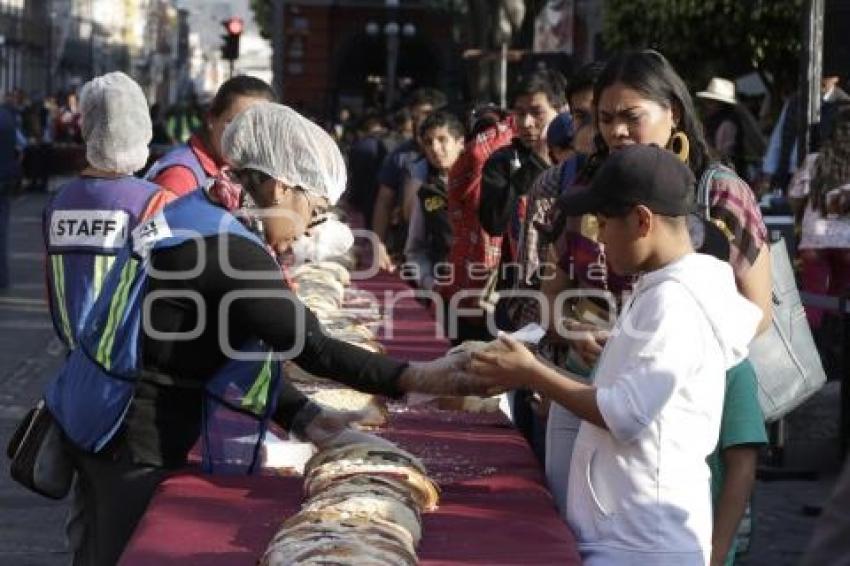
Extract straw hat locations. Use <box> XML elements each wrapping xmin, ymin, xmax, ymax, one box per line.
<box><xmin>696</xmin><ymin>77</ymin><xmax>737</xmax><ymax>106</ymax></box>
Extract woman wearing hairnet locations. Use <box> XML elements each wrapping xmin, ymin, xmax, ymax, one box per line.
<box><xmin>42</xmin><ymin>72</ymin><xmax>173</xmax><ymax>350</ymax></box>
<box><xmin>54</xmin><ymin>102</ymin><xmax>495</xmax><ymax>565</ymax></box>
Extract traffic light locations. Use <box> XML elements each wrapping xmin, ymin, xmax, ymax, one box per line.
<box><xmin>221</xmin><ymin>17</ymin><xmax>243</xmax><ymax>61</ymax></box>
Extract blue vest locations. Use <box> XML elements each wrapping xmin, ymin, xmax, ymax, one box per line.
<box><xmin>144</xmin><ymin>144</ymin><xmax>208</xmax><ymax>189</ymax></box>
<box><xmin>43</xmin><ymin>177</ymin><xmax>161</xmax><ymax>349</ymax></box>
<box><xmin>45</xmin><ymin>190</ymin><xmax>283</xmax><ymax>474</ymax></box>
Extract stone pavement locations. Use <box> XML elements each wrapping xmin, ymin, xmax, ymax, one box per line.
<box><xmin>0</xmin><ymin>188</ymin><xmax>69</xmax><ymax>566</ymax></box>
<box><xmin>0</xmin><ymin>187</ymin><xmax>846</xmax><ymax>565</ymax></box>
<box><xmin>739</xmin><ymin>381</ymin><xmax>844</xmax><ymax>566</ymax></box>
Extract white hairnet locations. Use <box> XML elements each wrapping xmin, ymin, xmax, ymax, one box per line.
<box><xmin>79</xmin><ymin>72</ymin><xmax>151</xmax><ymax>174</ymax></box>
<box><xmin>221</xmin><ymin>102</ymin><xmax>347</xmax><ymax>205</ymax></box>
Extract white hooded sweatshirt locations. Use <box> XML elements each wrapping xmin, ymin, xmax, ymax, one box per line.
<box><xmin>566</xmin><ymin>253</ymin><xmax>763</xmax><ymax>565</ymax></box>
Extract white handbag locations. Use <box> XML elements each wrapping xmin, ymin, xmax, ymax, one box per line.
<box><xmin>697</xmin><ymin>166</ymin><xmax>826</xmax><ymax>422</ymax></box>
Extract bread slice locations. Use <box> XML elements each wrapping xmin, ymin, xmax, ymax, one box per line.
<box><xmin>265</xmin><ymin>513</ymin><xmax>418</xmax><ymax>565</ymax></box>
<box><xmin>294</xmin><ymin>493</ymin><xmax>422</xmax><ymax>545</ymax></box>
<box><xmin>312</xmin><ymin>261</ymin><xmax>351</xmax><ymax>286</ymax></box>
<box><xmin>304</xmin><ymin>442</ymin><xmax>426</xmax><ymax>476</ymax></box>
<box><xmin>304</xmin><ymin>462</ymin><xmax>440</xmax><ymax>512</ymax></box>
<box><xmin>292</xmin><ymin>261</ymin><xmax>351</xmax><ymax>286</ymax></box>
<box><xmin>306</xmin><ymin>475</ymin><xmax>421</xmax><ymax>514</ymax></box>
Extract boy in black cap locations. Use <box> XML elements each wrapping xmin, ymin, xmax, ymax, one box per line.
<box><xmin>469</xmin><ymin>144</ymin><xmax>763</xmax><ymax>564</ymax></box>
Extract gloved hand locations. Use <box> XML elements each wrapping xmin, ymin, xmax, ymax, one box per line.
<box><xmin>295</xmin><ymin>402</ymin><xmax>394</xmax><ymax>450</ymax></box>
<box><xmin>397</xmin><ymin>351</ymin><xmax>508</xmax><ymax>397</ymax></box>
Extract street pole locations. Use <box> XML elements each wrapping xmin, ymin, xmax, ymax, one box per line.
<box><xmin>272</xmin><ymin>0</ymin><xmax>285</xmax><ymax>101</ymax></box>
<box><xmin>499</xmin><ymin>42</ymin><xmax>508</xmax><ymax>109</ymax></box>
<box><xmin>798</xmin><ymin>0</ymin><xmax>824</xmax><ymax>168</ymax></box>
<box><xmin>46</xmin><ymin>13</ymin><xmax>53</xmax><ymax>95</ymax></box>
<box><xmin>385</xmin><ymin>28</ymin><xmax>399</xmax><ymax>110</ymax></box>
<box><xmin>384</xmin><ymin>0</ymin><xmax>400</xmax><ymax>110</ymax></box>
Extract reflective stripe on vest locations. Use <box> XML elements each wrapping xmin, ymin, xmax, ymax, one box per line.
<box><xmin>95</xmin><ymin>256</ymin><xmax>141</xmax><ymax>371</ymax></box>
<box><xmin>50</xmin><ymin>255</ymin><xmax>74</xmax><ymax>348</ymax></box>
<box><xmin>44</xmin><ymin>177</ymin><xmax>160</xmax><ymax>349</ymax></box>
<box><xmin>45</xmin><ymin>190</ymin><xmax>282</xmax><ymax>473</ymax></box>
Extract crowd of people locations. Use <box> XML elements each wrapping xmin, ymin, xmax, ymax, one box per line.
<box><xmin>334</xmin><ymin>51</ymin><xmax>850</xmax><ymax>565</ymax></box>
<box><xmin>4</xmin><ymin>45</ymin><xmax>850</xmax><ymax>566</ymax></box>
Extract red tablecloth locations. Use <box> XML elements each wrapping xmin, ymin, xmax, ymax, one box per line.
<box><xmin>120</xmin><ymin>272</ymin><xmax>581</xmax><ymax>565</ymax></box>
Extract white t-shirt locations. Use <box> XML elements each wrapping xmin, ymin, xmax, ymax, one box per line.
<box><xmin>565</xmin><ymin>253</ymin><xmax>762</xmax><ymax>565</ymax></box>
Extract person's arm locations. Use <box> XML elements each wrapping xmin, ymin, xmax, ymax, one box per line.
<box><xmin>403</xmin><ymin>202</ymin><xmax>434</xmax><ymax>290</ymax></box>
<box><xmin>711</xmin><ymin>446</ymin><xmax>759</xmax><ymax>566</ymax></box>
<box><xmin>471</xmin><ymin>287</ymin><xmax>699</xmax><ymax>442</ymax></box>
<box><xmin>468</xmin><ymin>334</ymin><xmax>606</xmax><ymax>428</ymax></box>
<box><xmin>371</xmin><ymin>185</ymin><xmax>397</xmax><ymax>271</ymax></box>
<box><xmin>478</xmin><ymin>151</ymin><xmax>514</xmax><ymax>236</ymax></box>
<box><xmin>710</xmin><ymin>174</ymin><xmax>773</xmax><ymax>334</ymax></box>
<box><xmin>737</xmin><ymin>244</ymin><xmax>772</xmax><ymax>335</ymax></box>
<box><xmin>215</xmin><ymin>236</ymin><xmax>498</xmax><ymax>403</ymax></box>
<box><xmin>401</xmin><ymin>160</ymin><xmax>426</xmax><ymax>223</ymax></box>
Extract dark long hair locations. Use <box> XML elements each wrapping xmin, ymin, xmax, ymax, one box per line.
<box><xmin>592</xmin><ymin>50</ymin><xmax>714</xmax><ymax>178</ymax></box>
<box><xmin>811</xmin><ymin>103</ymin><xmax>850</xmax><ymax>214</ymax></box>
<box><xmin>540</xmin><ymin>51</ymin><xmax>715</xmax><ymax>246</ymax></box>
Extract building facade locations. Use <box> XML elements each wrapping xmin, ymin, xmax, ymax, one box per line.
<box><xmin>275</xmin><ymin>0</ymin><xmax>461</xmax><ymax>118</ymax></box>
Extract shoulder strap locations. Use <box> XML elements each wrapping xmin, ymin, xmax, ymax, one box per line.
<box><xmin>145</xmin><ymin>145</ymin><xmax>206</xmax><ymax>187</ymax></box>
<box><xmin>697</xmin><ymin>164</ymin><xmax>722</xmax><ymax>221</ymax></box>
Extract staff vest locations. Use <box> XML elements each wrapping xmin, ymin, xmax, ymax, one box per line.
<box><xmin>144</xmin><ymin>144</ymin><xmax>208</xmax><ymax>189</ymax></box>
<box><xmin>45</xmin><ymin>190</ymin><xmax>283</xmax><ymax>474</ymax></box>
<box><xmin>43</xmin><ymin>177</ymin><xmax>161</xmax><ymax>349</ymax></box>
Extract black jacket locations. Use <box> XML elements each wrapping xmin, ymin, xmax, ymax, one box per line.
<box><xmin>478</xmin><ymin>138</ymin><xmax>549</xmax><ymax>237</ymax></box>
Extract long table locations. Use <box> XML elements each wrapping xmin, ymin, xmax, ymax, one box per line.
<box><xmin>120</xmin><ymin>272</ymin><xmax>581</xmax><ymax>565</ymax></box>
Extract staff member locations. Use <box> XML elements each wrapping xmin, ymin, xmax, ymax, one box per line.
<box><xmin>144</xmin><ymin>75</ymin><xmax>276</xmax><ymax>199</ymax></box>
<box><xmin>46</xmin><ymin>102</ymin><xmax>496</xmax><ymax>566</ymax></box>
<box><xmin>43</xmin><ymin>72</ymin><xmax>172</xmax><ymax>349</ymax></box>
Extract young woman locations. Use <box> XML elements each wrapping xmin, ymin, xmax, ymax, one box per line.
<box><xmin>542</xmin><ymin>50</ymin><xmax>772</xmax><ymax>566</ymax></box>
<box><xmin>788</xmin><ymin>104</ymin><xmax>850</xmax><ymax>330</ymax></box>
<box><xmin>145</xmin><ymin>76</ymin><xmax>276</xmax><ymax>197</ymax></box>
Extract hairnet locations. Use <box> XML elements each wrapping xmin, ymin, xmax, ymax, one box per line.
<box><xmin>221</xmin><ymin>102</ymin><xmax>347</xmax><ymax>205</ymax></box>
<box><xmin>79</xmin><ymin>72</ymin><xmax>151</xmax><ymax>174</ymax></box>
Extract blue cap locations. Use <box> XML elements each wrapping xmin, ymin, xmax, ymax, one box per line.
<box><xmin>546</xmin><ymin>112</ymin><xmax>575</xmax><ymax>148</ymax></box>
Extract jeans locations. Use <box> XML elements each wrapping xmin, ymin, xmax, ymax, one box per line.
<box><xmin>65</xmin><ymin>442</ymin><xmax>166</xmax><ymax>566</ymax></box>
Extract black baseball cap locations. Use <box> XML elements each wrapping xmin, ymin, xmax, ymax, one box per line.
<box><xmin>560</xmin><ymin>144</ymin><xmax>696</xmax><ymax>217</ymax></box>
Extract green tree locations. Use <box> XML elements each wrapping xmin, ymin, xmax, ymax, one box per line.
<box><xmin>250</xmin><ymin>0</ymin><xmax>272</xmax><ymax>40</ymax></box>
<box><xmin>602</xmin><ymin>0</ymin><xmax>805</xmax><ymax>107</ymax></box>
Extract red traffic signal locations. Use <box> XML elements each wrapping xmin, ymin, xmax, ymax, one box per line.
<box><xmin>221</xmin><ymin>17</ymin><xmax>243</xmax><ymax>61</ymax></box>
<box><xmin>224</xmin><ymin>17</ymin><xmax>243</xmax><ymax>36</ymax></box>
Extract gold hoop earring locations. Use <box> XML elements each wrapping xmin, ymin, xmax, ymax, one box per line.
<box><xmin>668</xmin><ymin>130</ymin><xmax>690</xmax><ymax>163</ymax></box>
